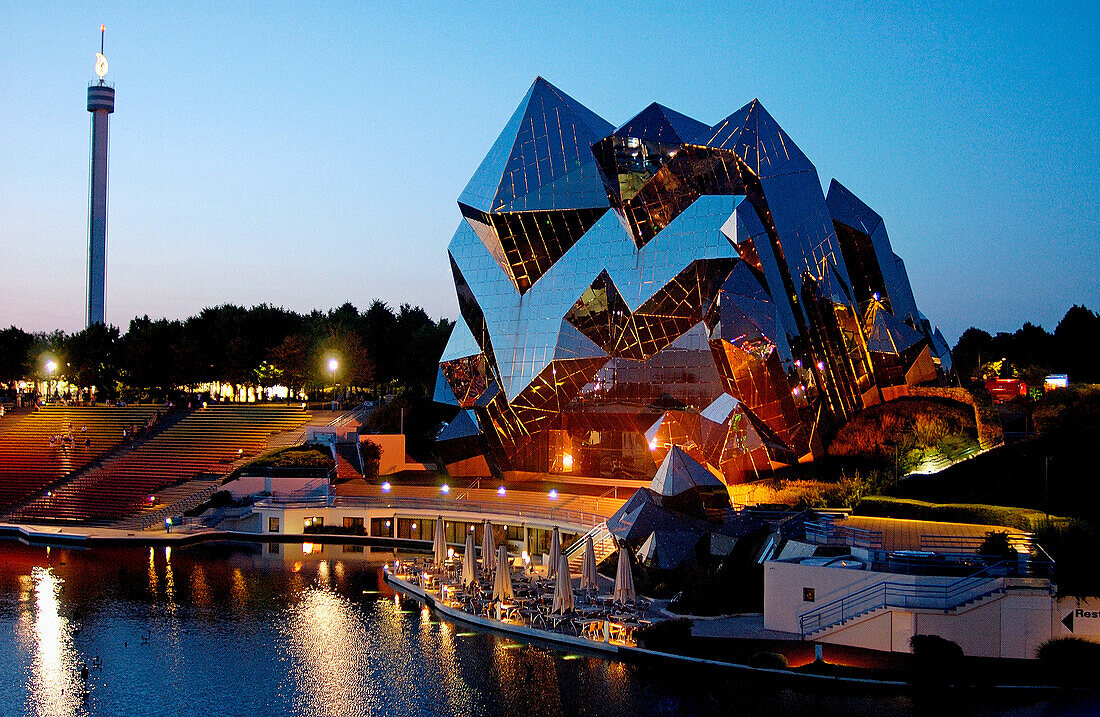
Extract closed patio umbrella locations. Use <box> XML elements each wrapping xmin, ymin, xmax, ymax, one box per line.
<box><xmin>481</xmin><ymin>520</ymin><xmax>496</xmax><ymax>571</ymax></box>
<box><xmin>461</xmin><ymin>532</ymin><xmax>476</xmax><ymax>587</ymax></box>
<box><xmin>581</xmin><ymin>534</ymin><xmax>598</xmax><ymax>592</ymax></box>
<box><xmin>612</xmin><ymin>543</ymin><xmax>636</xmax><ymax>604</ymax></box>
<box><xmin>547</xmin><ymin>526</ymin><xmax>561</xmax><ymax>580</ymax></box>
<box><xmin>551</xmin><ymin>553</ymin><xmax>574</xmax><ymax>614</ymax></box>
<box><xmin>433</xmin><ymin>516</ymin><xmax>448</xmax><ymax>566</ymax></box>
<box><xmin>492</xmin><ymin>544</ymin><xmax>514</xmax><ymax>602</ymax></box>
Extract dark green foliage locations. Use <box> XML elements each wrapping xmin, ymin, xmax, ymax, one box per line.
<box><xmin>909</xmin><ymin>634</ymin><xmax>965</xmax><ymax>686</ymax></box>
<box><xmin>183</xmin><ymin>489</ymin><xmax>234</xmax><ymax>517</ymax></box>
<box><xmin>303</xmin><ymin>524</ymin><xmax>366</xmax><ymax>536</ymax></box>
<box><xmin>0</xmin><ymin>326</ymin><xmax>35</xmax><ymax>382</ymax></box>
<box><xmin>952</xmin><ymin>305</ymin><xmax>1100</xmax><ymax>382</ymax></box>
<box><xmin>635</xmin><ymin>618</ymin><xmax>692</xmax><ymax>651</ymax></box>
<box><xmin>0</xmin><ymin>301</ymin><xmax>452</xmax><ymax>406</ymax></box>
<box><xmin>1035</xmin><ymin>637</ymin><xmax>1100</xmax><ymax>686</ymax></box>
<box><xmin>247</xmin><ymin>445</ymin><xmax>335</xmax><ymax>470</ymax></box>
<box><xmin>854</xmin><ymin>496</ymin><xmax>1046</xmax><ymax>531</ymax></box>
<box><xmin>828</xmin><ymin>397</ymin><xmax>979</xmax><ymax>473</ymax></box>
<box><xmin>747</xmin><ymin>652</ymin><xmax>789</xmax><ymax>669</ymax></box>
<box><xmin>1035</xmin><ymin>519</ymin><xmax>1100</xmax><ymax>596</ymax></box>
<box><xmin>977</xmin><ymin>531</ymin><xmax>1018</xmax><ymax>560</ymax></box>
<box><xmin>359</xmin><ymin>393</ymin><xmax>451</xmax><ymax>456</ymax></box>
<box><xmin>895</xmin><ymin>387</ymin><xmax>1100</xmax><ymax>525</ymax></box>
<box><xmin>359</xmin><ymin>440</ymin><xmax>381</xmax><ymax>480</ymax></box>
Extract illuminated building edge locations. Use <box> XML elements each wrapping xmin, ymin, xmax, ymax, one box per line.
<box><xmin>434</xmin><ymin>77</ymin><xmax>952</xmax><ymax>485</ymax></box>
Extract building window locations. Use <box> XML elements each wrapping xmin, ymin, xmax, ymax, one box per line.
<box><xmin>268</xmin><ymin>542</ymin><xmax>280</xmax><ymax>554</ymax></box>
<box><xmin>268</xmin><ymin>516</ymin><xmax>280</xmax><ymax>533</ymax></box>
<box><xmin>527</xmin><ymin>528</ymin><xmax>551</xmax><ymax>557</ymax></box>
<box><xmin>343</xmin><ymin>517</ymin><xmax>365</xmax><ymax>533</ymax></box>
<box><xmin>371</xmin><ymin>517</ymin><xmax>393</xmax><ymax>537</ymax></box>
<box><xmin>397</xmin><ymin>517</ymin><xmax>432</xmax><ymax>541</ymax></box>
<box><xmin>342</xmin><ymin>544</ymin><xmax>364</xmax><ymax>553</ymax></box>
<box><xmin>304</xmin><ymin>516</ymin><xmax>324</xmax><ymax>530</ymax></box>
<box><xmin>803</xmin><ymin>587</ymin><xmax>815</xmax><ymax>602</ymax></box>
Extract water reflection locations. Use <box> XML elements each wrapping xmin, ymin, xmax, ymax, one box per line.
<box><xmin>0</xmin><ymin>541</ymin><xmax>1087</xmax><ymax>717</ymax></box>
<box><xmin>283</xmin><ymin>585</ymin><xmax>374</xmax><ymax>716</ymax></box>
<box><xmin>24</xmin><ymin>566</ymin><xmax>82</xmax><ymax>717</ymax></box>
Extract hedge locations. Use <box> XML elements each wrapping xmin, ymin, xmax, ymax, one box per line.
<box><xmin>853</xmin><ymin>496</ymin><xmax>1050</xmax><ymax>531</ymax></box>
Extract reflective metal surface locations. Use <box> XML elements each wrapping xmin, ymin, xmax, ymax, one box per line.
<box><xmin>436</xmin><ymin>78</ymin><xmax>954</xmax><ymax>484</ymax></box>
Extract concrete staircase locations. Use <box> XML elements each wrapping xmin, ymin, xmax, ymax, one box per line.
<box><xmin>565</xmin><ymin>522</ymin><xmax>617</xmax><ymax>572</ymax></box>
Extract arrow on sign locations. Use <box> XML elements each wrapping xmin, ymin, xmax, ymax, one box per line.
<box><xmin>1062</xmin><ymin>612</ymin><xmax>1075</xmax><ymax>633</ymax></box>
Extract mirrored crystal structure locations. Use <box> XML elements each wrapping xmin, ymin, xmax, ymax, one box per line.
<box><xmin>435</xmin><ymin>78</ymin><xmax>951</xmax><ymax>484</ymax></box>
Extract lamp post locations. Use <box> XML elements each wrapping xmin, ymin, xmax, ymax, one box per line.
<box><xmin>327</xmin><ymin>358</ymin><xmax>338</xmax><ymax>407</ymax></box>
<box><xmin>45</xmin><ymin>360</ymin><xmax>57</xmax><ymax>403</ymax></box>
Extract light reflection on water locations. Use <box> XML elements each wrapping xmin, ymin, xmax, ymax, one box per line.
<box><xmin>0</xmin><ymin>541</ymin><xmax>1092</xmax><ymax>717</ymax></box>
<box><xmin>22</xmin><ymin>566</ymin><xmax>82</xmax><ymax>717</ymax></box>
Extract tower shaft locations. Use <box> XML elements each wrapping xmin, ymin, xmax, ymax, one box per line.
<box><xmin>86</xmin><ymin>84</ymin><xmax>114</xmax><ymax>327</ymax></box>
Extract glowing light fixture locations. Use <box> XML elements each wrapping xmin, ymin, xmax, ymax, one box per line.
<box><xmin>381</xmin><ymin>482</ymin><xmax>391</xmax><ymax>493</ymax></box>
<box><xmin>440</xmin><ymin>484</ymin><xmax>450</xmax><ymax>494</ymax></box>
<box><xmin>562</xmin><ymin>453</ymin><xmax>573</xmax><ymax>471</ymax></box>
<box><xmin>548</xmin><ymin>489</ymin><xmax>558</xmax><ymax>500</ymax></box>
<box><xmin>497</xmin><ymin>486</ymin><xmax>506</xmax><ymax>496</ymax></box>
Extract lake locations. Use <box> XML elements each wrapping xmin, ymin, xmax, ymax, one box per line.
<box><xmin>0</xmin><ymin>539</ymin><xmax>1090</xmax><ymax>716</ymax></box>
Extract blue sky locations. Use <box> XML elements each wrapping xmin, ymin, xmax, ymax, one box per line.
<box><xmin>2</xmin><ymin>1</ymin><xmax>1097</xmax><ymax>342</ymax></box>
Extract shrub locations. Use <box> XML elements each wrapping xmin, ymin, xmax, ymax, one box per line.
<box><xmin>360</xmin><ymin>439</ymin><xmax>381</xmax><ymax>480</ymax></box>
<box><xmin>854</xmin><ymin>496</ymin><xmax>1047</xmax><ymax>531</ymax></box>
<box><xmin>1035</xmin><ymin>519</ymin><xmax>1100</xmax><ymax>596</ymax></box>
<box><xmin>909</xmin><ymin>634</ymin><xmax>964</xmax><ymax>686</ymax></box>
<box><xmin>748</xmin><ymin>652</ymin><xmax>789</xmax><ymax>669</ymax></box>
<box><xmin>303</xmin><ymin>524</ymin><xmax>366</xmax><ymax>536</ymax></box>
<box><xmin>977</xmin><ymin>531</ymin><xmax>1018</xmax><ymax>560</ymax></box>
<box><xmin>1035</xmin><ymin>637</ymin><xmax>1100</xmax><ymax>686</ymax></box>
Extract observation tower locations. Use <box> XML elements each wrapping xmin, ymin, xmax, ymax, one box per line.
<box><xmin>86</xmin><ymin>25</ymin><xmax>114</xmax><ymax>327</ymax></box>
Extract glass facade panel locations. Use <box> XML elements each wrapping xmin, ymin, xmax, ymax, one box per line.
<box><xmin>437</xmin><ymin>78</ymin><xmax>952</xmax><ymax>485</ymax></box>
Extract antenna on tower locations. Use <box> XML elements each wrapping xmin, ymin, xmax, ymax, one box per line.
<box><xmin>100</xmin><ymin>24</ymin><xmax>105</xmax><ymax>55</ymax></box>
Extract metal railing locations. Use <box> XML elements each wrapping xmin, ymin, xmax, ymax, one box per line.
<box><xmin>919</xmin><ymin>533</ymin><xmax>1034</xmax><ymax>553</ymax></box>
<box><xmin>253</xmin><ymin>494</ymin><xmax>606</xmax><ymax>530</ymax></box>
<box><xmin>803</xmin><ymin>519</ymin><xmax>884</xmax><ymax>550</ymax></box>
<box><xmin>799</xmin><ymin>572</ymin><xmax>1008</xmax><ymax>638</ymax></box>
<box><xmin>563</xmin><ymin>523</ymin><xmax>612</xmax><ymax>559</ymax></box>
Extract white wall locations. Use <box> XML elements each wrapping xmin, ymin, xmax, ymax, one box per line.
<box><xmin>765</xmin><ymin>560</ymin><xmax>1060</xmax><ymax>659</ymax></box>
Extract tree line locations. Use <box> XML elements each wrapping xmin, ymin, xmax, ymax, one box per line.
<box><xmin>0</xmin><ymin>301</ymin><xmax>453</xmax><ymax>403</ymax></box>
<box><xmin>951</xmin><ymin>305</ymin><xmax>1099</xmax><ymax>385</ymax></box>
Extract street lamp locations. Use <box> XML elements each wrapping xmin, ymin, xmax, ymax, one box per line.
<box><xmin>327</xmin><ymin>358</ymin><xmax>338</xmax><ymax>405</ymax></box>
<box><xmin>45</xmin><ymin>360</ymin><xmax>57</xmax><ymax>402</ymax></box>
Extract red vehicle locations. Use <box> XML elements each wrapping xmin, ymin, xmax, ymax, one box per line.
<box><xmin>986</xmin><ymin>378</ymin><xmax>1028</xmax><ymax>402</ymax></box>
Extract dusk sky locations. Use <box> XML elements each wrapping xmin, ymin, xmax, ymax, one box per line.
<box><xmin>2</xmin><ymin>2</ymin><xmax>1097</xmax><ymax>343</ymax></box>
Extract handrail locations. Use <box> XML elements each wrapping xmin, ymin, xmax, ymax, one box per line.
<box><xmin>563</xmin><ymin>523</ymin><xmax>610</xmax><ymax>558</ymax></box>
<box><xmin>798</xmin><ymin>559</ymin><xmax>1030</xmax><ymax>637</ymax></box>
<box><xmin>919</xmin><ymin>533</ymin><xmax>1033</xmax><ymax>552</ymax></box>
<box><xmin>804</xmin><ymin>519</ymin><xmax>884</xmax><ymax>549</ymax></box>
<box><xmin>253</xmin><ymin>494</ymin><xmax>606</xmax><ymax>530</ymax></box>
<box><xmin>454</xmin><ymin>479</ymin><xmax>481</xmax><ymax>502</ymax></box>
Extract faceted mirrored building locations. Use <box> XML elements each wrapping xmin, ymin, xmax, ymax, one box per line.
<box><xmin>435</xmin><ymin>77</ymin><xmax>951</xmax><ymax>485</ymax></box>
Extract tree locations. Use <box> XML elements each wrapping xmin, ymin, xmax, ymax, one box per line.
<box><xmin>269</xmin><ymin>333</ymin><xmax>311</xmax><ymax>402</ymax></box>
<box><xmin>64</xmin><ymin>323</ymin><xmax>120</xmax><ymax>396</ymax></box>
<box><xmin>0</xmin><ymin>326</ymin><xmax>34</xmax><ymax>382</ymax></box>
<box><xmin>1054</xmin><ymin>305</ymin><xmax>1100</xmax><ymax>383</ymax></box>
<box><xmin>952</xmin><ymin>328</ymin><xmax>992</xmax><ymax>381</ymax></box>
